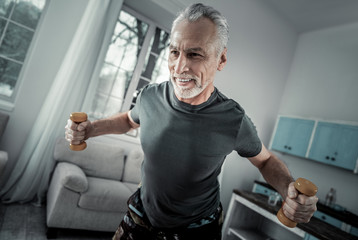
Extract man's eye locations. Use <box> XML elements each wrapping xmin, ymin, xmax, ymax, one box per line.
<box><xmin>188</xmin><ymin>53</ymin><xmax>202</xmax><ymax>58</ymax></box>
<box><xmin>170</xmin><ymin>50</ymin><xmax>179</xmax><ymax>55</ymax></box>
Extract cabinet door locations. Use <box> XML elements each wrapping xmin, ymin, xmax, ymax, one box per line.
<box><xmin>337</xmin><ymin>125</ymin><xmax>358</xmax><ymax>170</ymax></box>
<box><xmin>309</xmin><ymin>122</ymin><xmax>358</xmax><ymax>170</ymax></box>
<box><xmin>271</xmin><ymin>117</ymin><xmax>315</xmax><ymax>157</ymax></box>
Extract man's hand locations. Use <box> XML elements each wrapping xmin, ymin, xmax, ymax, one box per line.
<box><xmin>282</xmin><ymin>182</ymin><xmax>318</xmax><ymax>223</ymax></box>
<box><xmin>65</xmin><ymin>119</ymin><xmax>93</xmax><ymax>145</ymax></box>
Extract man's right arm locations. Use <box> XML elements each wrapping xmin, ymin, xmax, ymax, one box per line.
<box><xmin>65</xmin><ymin>111</ymin><xmax>140</xmax><ymax>145</ymax></box>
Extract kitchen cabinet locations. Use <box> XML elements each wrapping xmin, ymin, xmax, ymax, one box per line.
<box><xmin>270</xmin><ymin>116</ymin><xmax>358</xmax><ymax>172</ymax></box>
<box><xmin>308</xmin><ymin>122</ymin><xmax>358</xmax><ymax>171</ymax></box>
<box><xmin>271</xmin><ymin>117</ymin><xmax>315</xmax><ymax>158</ymax></box>
<box><xmin>223</xmin><ymin>190</ymin><xmax>356</xmax><ymax>240</ymax></box>
<box><xmin>222</xmin><ymin>191</ymin><xmax>305</xmax><ymax>240</ymax></box>
<box><xmin>252</xmin><ymin>181</ymin><xmax>358</xmax><ymax>238</ymax></box>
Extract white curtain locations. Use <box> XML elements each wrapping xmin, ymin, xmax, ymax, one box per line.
<box><xmin>0</xmin><ymin>0</ymin><xmax>122</xmax><ymax>205</ymax></box>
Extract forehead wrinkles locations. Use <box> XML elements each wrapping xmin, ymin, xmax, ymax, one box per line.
<box><xmin>170</xmin><ymin>19</ymin><xmax>218</xmax><ymax>52</ymax></box>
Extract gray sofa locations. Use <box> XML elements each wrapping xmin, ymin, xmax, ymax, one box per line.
<box><xmin>46</xmin><ymin>137</ymin><xmax>143</xmax><ymax>237</ymax></box>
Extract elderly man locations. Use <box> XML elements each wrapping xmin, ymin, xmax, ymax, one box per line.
<box><xmin>66</xmin><ymin>3</ymin><xmax>318</xmax><ymax>240</ymax></box>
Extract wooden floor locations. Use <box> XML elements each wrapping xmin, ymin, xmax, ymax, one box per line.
<box><xmin>0</xmin><ymin>202</ymin><xmax>114</xmax><ymax>240</ymax></box>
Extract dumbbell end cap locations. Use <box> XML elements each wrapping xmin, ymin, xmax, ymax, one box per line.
<box><xmin>277</xmin><ymin>208</ymin><xmax>297</xmax><ymax>228</ymax></box>
<box><xmin>70</xmin><ymin>112</ymin><xmax>88</xmax><ymax>122</ymax></box>
<box><xmin>295</xmin><ymin>178</ymin><xmax>318</xmax><ymax>197</ymax></box>
<box><xmin>70</xmin><ymin>142</ymin><xmax>87</xmax><ymax>151</ymax></box>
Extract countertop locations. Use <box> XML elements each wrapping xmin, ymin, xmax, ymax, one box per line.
<box><xmin>254</xmin><ymin>180</ymin><xmax>358</xmax><ymax>228</ymax></box>
<box><xmin>234</xmin><ymin>189</ymin><xmax>358</xmax><ymax>240</ymax></box>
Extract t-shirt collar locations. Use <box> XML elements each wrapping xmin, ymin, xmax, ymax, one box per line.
<box><xmin>168</xmin><ymin>81</ymin><xmax>218</xmax><ymax>112</ymax></box>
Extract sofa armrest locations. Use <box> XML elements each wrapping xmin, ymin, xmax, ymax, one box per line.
<box><xmin>56</xmin><ymin>162</ymin><xmax>88</xmax><ymax>193</ymax></box>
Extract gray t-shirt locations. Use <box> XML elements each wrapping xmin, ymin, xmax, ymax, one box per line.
<box><xmin>130</xmin><ymin>81</ymin><xmax>261</xmax><ymax>228</ymax></box>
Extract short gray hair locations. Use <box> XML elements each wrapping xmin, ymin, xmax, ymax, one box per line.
<box><xmin>172</xmin><ymin>3</ymin><xmax>229</xmax><ymax>55</ymax></box>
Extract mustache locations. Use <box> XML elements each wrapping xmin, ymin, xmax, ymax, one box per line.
<box><xmin>172</xmin><ymin>74</ymin><xmax>199</xmax><ymax>81</ymax></box>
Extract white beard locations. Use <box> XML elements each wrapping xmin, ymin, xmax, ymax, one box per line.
<box><xmin>171</xmin><ymin>77</ymin><xmax>212</xmax><ymax>99</ymax></box>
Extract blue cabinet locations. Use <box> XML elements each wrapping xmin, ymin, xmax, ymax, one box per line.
<box><xmin>271</xmin><ymin>116</ymin><xmax>358</xmax><ymax>172</ymax></box>
<box><xmin>271</xmin><ymin>117</ymin><xmax>315</xmax><ymax>157</ymax></box>
<box><xmin>308</xmin><ymin>122</ymin><xmax>358</xmax><ymax>171</ymax></box>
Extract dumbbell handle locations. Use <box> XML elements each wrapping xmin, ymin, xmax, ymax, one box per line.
<box><xmin>277</xmin><ymin>178</ymin><xmax>317</xmax><ymax>228</ymax></box>
<box><xmin>69</xmin><ymin>112</ymin><xmax>88</xmax><ymax>151</ymax></box>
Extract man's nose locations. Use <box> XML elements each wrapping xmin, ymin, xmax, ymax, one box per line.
<box><xmin>174</xmin><ymin>55</ymin><xmax>189</xmax><ymax>74</ymax></box>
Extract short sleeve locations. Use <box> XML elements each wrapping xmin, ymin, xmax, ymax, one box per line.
<box><xmin>235</xmin><ymin>114</ymin><xmax>262</xmax><ymax>157</ymax></box>
<box><xmin>129</xmin><ymin>89</ymin><xmax>144</xmax><ymax>124</ymax></box>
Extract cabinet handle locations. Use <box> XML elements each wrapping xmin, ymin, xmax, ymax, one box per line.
<box><xmin>288</xmin><ymin>146</ymin><xmax>292</xmax><ymax>150</ymax></box>
<box><xmin>326</xmin><ymin>156</ymin><xmax>330</xmax><ymax>160</ymax></box>
<box><xmin>331</xmin><ymin>157</ymin><xmax>336</xmax><ymax>161</ymax></box>
<box><xmin>284</xmin><ymin>145</ymin><xmax>288</xmax><ymax>149</ymax></box>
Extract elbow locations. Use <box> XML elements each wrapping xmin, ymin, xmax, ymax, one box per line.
<box><xmin>257</xmin><ymin>156</ymin><xmax>270</xmax><ymax>170</ymax></box>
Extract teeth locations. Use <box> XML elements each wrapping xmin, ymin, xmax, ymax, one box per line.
<box><xmin>177</xmin><ymin>78</ymin><xmax>192</xmax><ymax>82</ymax></box>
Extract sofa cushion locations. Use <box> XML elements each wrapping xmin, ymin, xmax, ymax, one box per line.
<box><xmin>54</xmin><ymin>137</ymin><xmax>125</xmax><ymax>181</ymax></box>
<box><xmin>78</xmin><ymin>177</ymin><xmax>132</xmax><ymax>213</ymax></box>
<box><xmin>122</xmin><ymin>149</ymin><xmax>144</xmax><ymax>184</ymax></box>
<box><xmin>123</xmin><ymin>182</ymin><xmax>139</xmax><ymax>193</ymax></box>
<box><xmin>58</xmin><ymin>162</ymin><xmax>88</xmax><ymax>193</ymax></box>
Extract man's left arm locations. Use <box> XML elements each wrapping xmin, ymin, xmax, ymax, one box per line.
<box><xmin>248</xmin><ymin>143</ymin><xmax>318</xmax><ymax>223</ymax></box>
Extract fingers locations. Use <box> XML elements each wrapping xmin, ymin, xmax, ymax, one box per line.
<box><xmin>65</xmin><ymin>119</ymin><xmax>87</xmax><ymax>144</ymax></box>
<box><xmin>287</xmin><ymin>182</ymin><xmax>298</xmax><ymax>198</ymax></box>
<box><xmin>283</xmin><ymin>194</ymin><xmax>318</xmax><ymax>223</ymax></box>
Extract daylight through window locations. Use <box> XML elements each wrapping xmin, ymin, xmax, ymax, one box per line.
<box><xmin>89</xmin><ymin>8</ymin><xmax>170</xmax><ymax>119</ymax></box>
<box><xmin>0</xmin><ymin>0</ymin><xmax>46</xmax><ymax>99</ymax></box>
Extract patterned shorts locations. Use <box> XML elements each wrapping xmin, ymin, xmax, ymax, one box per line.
<box><xmin>112</xmin><ymin>189</ymin><xmax>223</xmax><ymax>240</ymax></box>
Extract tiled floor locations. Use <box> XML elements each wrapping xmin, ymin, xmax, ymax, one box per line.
<box><xmin>0</xmin><ymin>202</ymin><xmax>114</xmax><ymax>240</ymax></box>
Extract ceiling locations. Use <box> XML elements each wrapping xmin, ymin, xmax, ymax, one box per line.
<box><xmin>127</xmin><ymin>0</ymin><xmax>358</xmax><ymax>33</ymax></box>
<box><xmin>265</xmin><ymin>0</ymin><xmax>358</xmax><ymax>33</ymax></box>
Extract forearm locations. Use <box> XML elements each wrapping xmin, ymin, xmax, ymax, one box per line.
<box><xmin>258</xmin><ymin>153</ymin><xmax>294</xmax><ymax>200</ymax></box>
<box><xmin>89</xmin><ymin>112</ymin><xmax>135</xmax><ymax>138</ymax></box>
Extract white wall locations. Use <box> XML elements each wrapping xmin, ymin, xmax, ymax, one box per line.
<box><xmin>0</xmin><ymin>0</ymin><xmax>89</xmax><ymax>185</ymax></box>
<box><xmin>275</xmin><ymin>22</ymin><xmax>358</xmax><ymax>215</ymax></box>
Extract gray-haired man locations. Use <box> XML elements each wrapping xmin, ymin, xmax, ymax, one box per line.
<box><xmin>66</xmin><ymin>3</ymin><xmax>318</xmax><ymax>240</ymax></box>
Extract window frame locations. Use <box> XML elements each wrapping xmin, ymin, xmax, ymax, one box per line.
<box><xmin>82</xmin><ymin>4</ymin><xmax>171</xmax><ymax>121</ymax></box>
<box><xmin>0</xmin><ymin>0</ymin><xmax>48</xmax><ymax>111</ymax></box>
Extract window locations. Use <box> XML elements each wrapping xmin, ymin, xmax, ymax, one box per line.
<box><xmin>87</xmin><ymin>6</ymin><xmax>170</xmax><ymax>120</ymax></box>
<box><xmin>0</xmin><ymin>0</ymin><xmax>46</xmax><ymax>100</ymax></box>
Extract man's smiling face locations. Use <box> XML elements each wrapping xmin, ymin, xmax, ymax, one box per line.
<box><xmin>168</xmin><ymin>17</ymin><xmax>227</xmax><ymax>105</ymax></box>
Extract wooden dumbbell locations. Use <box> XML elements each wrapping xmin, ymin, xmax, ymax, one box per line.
<box><xmin>277</xmin><ymin>178</ymin><xmax>318</xmax><ymax>228</ymax></box>
<box><xmin>69</xmin><ymin>112</ymin><xmax>88</xmax><ymax>151</ymax></box>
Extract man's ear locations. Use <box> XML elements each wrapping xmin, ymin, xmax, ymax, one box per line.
<box><xmin>217</xmin><ymin>48</ymin><xmax>227</xmax><ymax>71</ymax></box>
